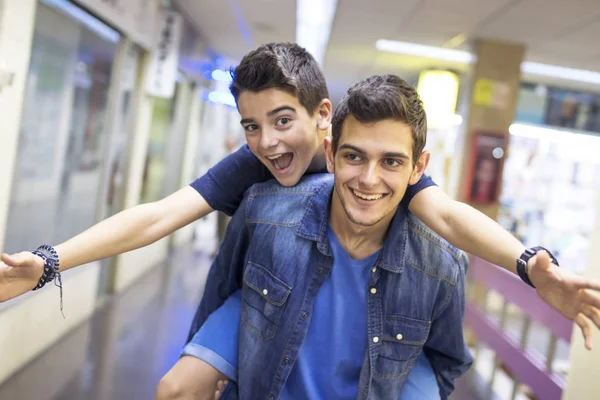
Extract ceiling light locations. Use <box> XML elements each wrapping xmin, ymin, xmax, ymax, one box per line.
<box><xmin>296</xmin><ymin>0</ymin><xmax>338</xmax><ymax>66</ymax></box>
<box><xmin>521</xmin><ymin>62</ymin><xmax>600</xmax><ymax>85</ymax></box>
<box><xmin>376</xmin><ymin>39</ymin><xmax>476</xmax><ymax>64</ymax></box>
<box><xmin>376</xmin><ymin>39</ymin><xmax>600</xmax><ymax>86</ymax></box>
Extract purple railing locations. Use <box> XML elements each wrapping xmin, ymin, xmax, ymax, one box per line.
<box><xmin>464</xmin><ymin>257</ymin><xmax>573</xmax><ymax>400</ymax></box>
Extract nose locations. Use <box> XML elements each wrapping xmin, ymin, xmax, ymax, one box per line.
<box><xmin>358</xmin><ymin>162</ymin><xmax>380</xmax><ymax>189</ymax></box>
<box><xmin>259</xmin><ymin>127</ymin><xmax>279</xmax><ymax>151</ymax></box>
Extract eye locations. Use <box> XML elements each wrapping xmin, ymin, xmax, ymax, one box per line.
<box><xmin>244</xmin><ymin>124</ymin><xmax>259</xmax><ymax>133</ymax></box>
<box><xmin>383</xmin><ymin>158</ymin><xmax>401</xmax><ymax>167</ymax></box>
<box><xmin>275</xmin><ymin>117</ymin><xmax>291</xmax><ymax>127</ymax></box>
<box><xmin>344</xmin><ymin>153</ymin><xmax>361</xmax><ymax>162</ymax></box>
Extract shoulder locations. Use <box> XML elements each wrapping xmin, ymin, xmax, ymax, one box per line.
<box><xmin>404</xmin><ymin>213</ymin><xmax>468</xmax><ymax>285</ymax></box>
<box><xmin>244</xmin><ymin>174</ymin><xmax>333</xmax><ymax>225</ymax></box>
<box><xmin>248</xmin><ymin>173</ymin><xmax>332</xmax><ymax>196</ymax></box>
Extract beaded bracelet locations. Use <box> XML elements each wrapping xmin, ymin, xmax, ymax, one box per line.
<box><xmin>31</xmin><ymin>245</ymin><xmax>64</xmax><ymax>317</ymax></box>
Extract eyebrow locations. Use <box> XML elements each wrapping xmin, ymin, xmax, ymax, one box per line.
<box><xmin>240</xmin><ymin>105</ymin><xmax>297</xmax><ymax>125</ymax></box>
<box><xmin>339</xmin><ymin>143</ymin><xmax>410</xmax><ymax>160</ymax></box>
<box><xmin>267</xmin><ymin>105</ymin><xmax>296</xmax><ymax>116</ymax></box>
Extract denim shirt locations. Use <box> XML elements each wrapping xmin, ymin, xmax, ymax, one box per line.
<box><xmin>189</xmin><ymin>174</ymin><xmax>472</xmax><ymax>400</ymax></box>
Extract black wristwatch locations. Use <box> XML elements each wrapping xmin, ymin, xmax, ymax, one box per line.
<box><xmin>516</xmin><ymin>246</ymin><xmax>559</xmax><ymax>288</ymax></box>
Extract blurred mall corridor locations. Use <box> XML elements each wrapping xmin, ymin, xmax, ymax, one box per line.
<box><xmin>0</xmin><ymin>246</ymin><xmax>495</xmax><ymax>400</ymax></box>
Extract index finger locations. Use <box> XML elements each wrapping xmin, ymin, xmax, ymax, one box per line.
<box><xmin>566</xmin><ymin>273</ymin><xmax>600</xmax><ymax>292</ymax></box>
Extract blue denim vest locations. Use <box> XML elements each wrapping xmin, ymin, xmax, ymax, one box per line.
<box><xmin>189</xmin><ymin>174</ymin><xmax>472</xmax><ymax>400</ymax></box>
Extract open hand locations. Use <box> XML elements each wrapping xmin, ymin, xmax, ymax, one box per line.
<box><xmin>529</xmin><ymin>251</ymin><xmax>600</xmax><ymax>350</ymax></box>
<box><xmin>0</xmin><ymin>252</ymin><xmax>45</xmax><ymax>302</ymax></box>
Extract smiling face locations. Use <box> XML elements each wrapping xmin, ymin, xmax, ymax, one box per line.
<box><xmin>326</xmin><ymin>115</ymin><xmax>428</xmax><ymax>229</ymax></box>
<box><xmin>237</xmin><ymin>89</ymin><xmax>331</xmax><ymax>186</ymax></box>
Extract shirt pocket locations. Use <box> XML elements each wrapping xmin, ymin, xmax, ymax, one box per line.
<box><xmin>375</xmin><ymin>315</ymin><xmax>431</xmax><ymax>379</ymax></box>
<box><xmin>241</xmin><ymin>261</ymin><xmax>292</xmax><ymax>340</ymax></box>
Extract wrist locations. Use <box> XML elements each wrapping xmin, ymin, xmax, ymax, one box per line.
<box><xmin>516</xmin><ymin>246</ymin><xmax>559</xmax><ymax>288</ymax></box>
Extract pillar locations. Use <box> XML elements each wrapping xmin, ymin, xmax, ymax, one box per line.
<box><xmin>456</xmin><ymin>39</ymin><xmax>526</xmax><ymax>220</ymax></box>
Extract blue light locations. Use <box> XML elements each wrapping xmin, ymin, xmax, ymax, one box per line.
<box><xmin>208</xmin><ymin>91</ymin><xmax>236</xmax><ymax>107</ymax></box>
<box><xmin>211</xmin><ymin>69</ymin><xmax>232</xmax><ymax>83</ymax></box>
<box><xmin>211</xmin><ymin>70</ymin><xmax>224</xmax><ymax>81</ymax></box>
<box><xmin>208</xmin><ymin>92</ymin><xmax>219</xmax><ymax>102</ymax></box>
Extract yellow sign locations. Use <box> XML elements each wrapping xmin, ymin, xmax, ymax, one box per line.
<box><xmin>473</xmin><ymin>79</ymin><xmax>494</xmax><ymax>105</ymax></box>
<box><xmin>473</xmin><ymin>78</ymin><xmax>510</xmax><ymax>109</ymax></box>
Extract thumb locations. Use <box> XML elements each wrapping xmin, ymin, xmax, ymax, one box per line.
<box><xmin>0</xmin><ymin>253</ymin><xmax>10</xmax><ymax>264</ymax></box>
<box><xmin>1</xmin><ymin>252</ymin><xmax>35</xmax><ymax>267</ymax></box>
<box><xmin>532</xmin><ymin>250</ymin><xmax>551</xmax><ymax>272</ymax></box>
<box><xmin>1</xmin><ymin>252</ymin><xmax>17</xmax><ymax>266</ymax></box>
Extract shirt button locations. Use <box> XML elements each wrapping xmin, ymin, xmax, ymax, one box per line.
<box><xmin>317</xmin><ymin>267</ymin><xmax>324</xmax><ymax>274</ymax></box>
<box><xmin>301</xmin><ymin>312</ymin><xmax>309</xmax><ymax>319</ymax></box>
<box><xmin>396</xmin><ymin>333</ymin><xmax>403</xmax><ymax>341</ymax></box>
<box><xmin>372</xmin><ymin>267</ymin><xmax>377</xmax><ymax>273</ymax></box>
<box><xmin>370</xmin><ymin>288</ymin><xmax>377</xmax><ymax>294</ymax></box>
<box><xmin>268</xmin><ymin>397</ymin><xmax>274</xmax><ymax>400</ymax></box>
<box><xmin>372</xmin><ymin>337</ymin><xmax>379</xmax><ymax>343</ymax></box>
<box><xmin>284</xmin><ymin>357</ymin><xmax>291</xmax><ymax>364</ymax></box>
<box><xmin>262</xmin><ymin>289</ymin><xmax>268</xmax><ymax>296</ymax></box>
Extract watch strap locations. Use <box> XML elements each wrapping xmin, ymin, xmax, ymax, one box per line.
<box><xmin>517</xmin><ymin>246</ymin><xmax>559</xmax><ymax>288</ymax></box>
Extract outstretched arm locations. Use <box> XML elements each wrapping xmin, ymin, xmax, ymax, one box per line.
<box><xmin>410</xmin><ymin>185</ymin><xmax>600</xmax><ymax>349</ymax></box>
<box><xmin>1</xmin><ymin>145</ymin><xmax>269</xmax><ymax>303</ymax></box>
<box><xmin>0</xmin><ymin>186</ymin><xmax>212</xmax><ymax>302</ymax></box>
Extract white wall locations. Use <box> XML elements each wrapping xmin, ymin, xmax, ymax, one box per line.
<box><xmin>563</xmin><ymin>189</ymin><xmax>600</xmax><ymax>399</ymax></box>
<box><xmin>0</xmin><ymin>263</ymin><xmax>100</xmax><ymax>384</ymax></box>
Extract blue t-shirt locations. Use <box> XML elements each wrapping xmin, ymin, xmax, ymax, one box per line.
<box><xmin>280</xmin><ymin>226</ymin><xmax>381</xmax><ymax>399</ymax></box>
<box><xmin>190</xmin><ymin>145</ymin><xmax>436</xmax><ymax>216</ymax></box>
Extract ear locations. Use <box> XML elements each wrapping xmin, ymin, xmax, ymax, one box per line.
<box><xmin>315</xmin><ymin>99</ymin><xmax>333</xmax><ymax>130</ymax></box>
<box><xmin>409</xmin><ymin>150</ymin><xmax>430</xmax><ymax>185</ymax></box>
<box><xmin>323</xmin><ymin>136</ymin><xmax>335</xmax><ymax>174</ymax></box>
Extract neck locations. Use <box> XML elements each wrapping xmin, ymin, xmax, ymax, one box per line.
<box><xmin>308</xmin><ymin>145</ymin><xmax>326</xmax><ymax>172</ymax></box>
<box><xmin>329</xmin><ymin>190</ymin><xmax>391</xmax><ymax>260</ymax></box>
<box><xmin>307</xmin><ymin>127</ymin><xmax>330</xmax><ymax>173</ymax></box>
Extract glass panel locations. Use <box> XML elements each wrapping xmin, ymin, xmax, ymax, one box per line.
<box><xmin>3</xmin><ymin>4</ymin><xmax>116</xmax><ymax>254</ymax></box>
<box><xmin>140</xmin><ymin>84</ymin><xmax>179</xmax><ymax>203</ymax></box>
<box><xmin>96</xmin><ymin>43</ymin><xmax>141</xmax><ymax>298</ymax></box>
<box><xmin>105</xmin><ymin>44</ymin><xmax>141</xmax><ymax>217</ymax></box>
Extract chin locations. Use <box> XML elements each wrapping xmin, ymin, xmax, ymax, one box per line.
<box><xmin>276</xmin><ymin>174</ymin><xmax>302</xmax><ymax>187</ymax></box>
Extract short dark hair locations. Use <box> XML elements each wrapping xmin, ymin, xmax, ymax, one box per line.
<box><xmin>230</xmin><ymin>43</ymin><xmax>329</xmax><ymax>115</ymax></box>
<box><xmin>331</xmin><ymin>75</ymin><xmax>427</xmax><ymax>164</ymax></box>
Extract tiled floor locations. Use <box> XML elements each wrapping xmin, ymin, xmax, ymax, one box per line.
<box><xmin>0</xmin><ymin>245</ymin><xmax>496</xmax><ymax>400</ymax></box>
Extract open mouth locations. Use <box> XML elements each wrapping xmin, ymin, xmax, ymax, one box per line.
<box><xmin>266</xmin><ymin>153</ymin><xmax>294</xmax><ymax>172</ymax></box>
<box><xmin>351</xmin><ymin>188</ymin><xmax>389</xmax><ymax>202</ymax></box>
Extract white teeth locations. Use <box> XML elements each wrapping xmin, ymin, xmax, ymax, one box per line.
<box><xmin>353</xmin><ymin>189</ymin><xmax>383</xmax><ymax>201</ymax></box>
<box><xmin>267</xmin><ymin>154</ymin><xmax>282</xmax><ymax>160</ymax></box>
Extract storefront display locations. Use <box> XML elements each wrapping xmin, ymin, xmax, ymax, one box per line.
<box><xmin>498</xmin><ymin>123</ymin><xmax>600</xmax><ymax>274</ymax></box>
<box><xmin>464</xmin><ymin>131</ymin><xmax>507</xmax><ymax>204</ymax></box>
